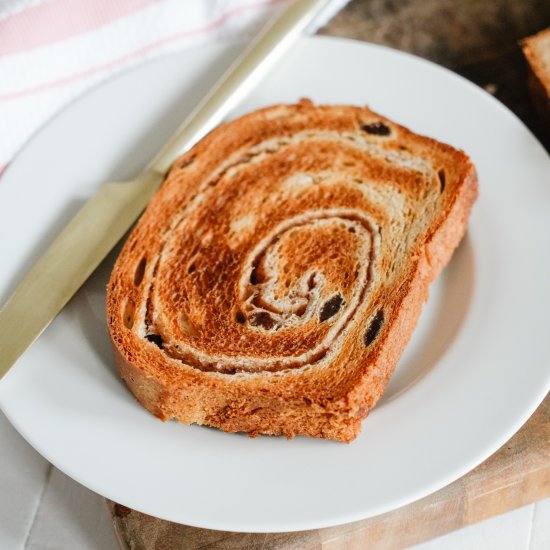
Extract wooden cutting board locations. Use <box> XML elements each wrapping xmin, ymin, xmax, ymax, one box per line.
<box><xmin>109</xmin><ymin>394</ymin><xmax>550</xmax><ymax>549</ymax></box>
<box><xmin>108</xmin><ymin>1</ymin><xmax>550</xmax><ymax>547</ymax></box>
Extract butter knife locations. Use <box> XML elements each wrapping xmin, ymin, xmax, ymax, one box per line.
<box><xmin>0</xmin><ymin>0</ymin><xmax>332</xmax><ymax>379</ymax></box>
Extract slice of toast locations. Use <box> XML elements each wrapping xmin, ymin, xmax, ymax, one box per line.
<box><xmin>106</xmin><ymin>100</ymin><xmax>478</xmax><ymax>442</ymax></box>
<box><xmin>521</xmin><ymin>27</ymin><xmax>550</xmax><ymax>125</ymax></box>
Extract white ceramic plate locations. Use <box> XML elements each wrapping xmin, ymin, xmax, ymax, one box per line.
<box><xmin>1</xmin><ymin>37</ymin><xmax>549</xmax><ymax>533</ymax></box>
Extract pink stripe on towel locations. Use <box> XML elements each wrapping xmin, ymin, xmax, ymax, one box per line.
<box><xmin>0</xmin><ymin>0</ymin><xmax>284</xmax><ymax>101</ymax></box>
<box><xmin>0</xmin><ymin>0</ymin><xmax>162</xmax><ymax>56</ymax></box>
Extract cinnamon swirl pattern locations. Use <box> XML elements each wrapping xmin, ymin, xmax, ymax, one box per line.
<box><xmin>107</xmin><ymin>101</ymin><xmax>478</xmax><ymax>441</ymax></box>
<box><xmin>143</xmin><ymin>209</ymin><xmax>377</xmax><ymax>374</ymax></box>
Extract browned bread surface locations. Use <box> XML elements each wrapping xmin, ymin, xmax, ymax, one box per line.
<box><xmin>521</xmin><ymin>28</ymin><xmax>550</xmax><ymax>125</ymax></box>
<box><xmin>106</xmin><ymin>101</ymin><xmax>478</xmax><ymax>442</ymax></box>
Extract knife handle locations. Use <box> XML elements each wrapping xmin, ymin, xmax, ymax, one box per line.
<box><xmin>147</xmin><ymin>0</ymin><xmax>332</xmax><ymax>175</ymax></box>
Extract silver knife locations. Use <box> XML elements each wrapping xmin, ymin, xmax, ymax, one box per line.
<box><xmin>0</xmin><ymin>0</ymin><xmax>332</xmax><ymax>379</ymax></box>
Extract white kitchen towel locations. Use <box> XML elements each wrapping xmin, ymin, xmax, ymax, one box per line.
<box><xmin>0</xmin><ymin>0</ymin><xmax>348</xmax><ymax>174</ymax></box>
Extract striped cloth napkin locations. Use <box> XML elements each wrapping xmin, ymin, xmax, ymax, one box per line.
<box><xmin>0</xmin><ymin>0</ymin><xmax>348</xmax><ymax>175</ymax></box>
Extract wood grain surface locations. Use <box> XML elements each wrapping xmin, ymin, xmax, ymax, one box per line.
<box><xmin>109</xmin><ymin>0</ymin><xmax>550</xmax><ymax>547</ymax></box>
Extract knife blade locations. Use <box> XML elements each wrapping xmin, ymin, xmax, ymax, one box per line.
<box><xmin>0</xmin><ymin>0</ymin><xmax>332</xmax><ymax>380</ymax></box>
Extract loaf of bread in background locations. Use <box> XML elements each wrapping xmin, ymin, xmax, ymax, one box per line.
<box><xmin>522</xmin><ymin>27</ymin><xmax>550</xmax><ymax>126</ymax></box>
<box><xmin>106</xmin><ymin>100</ymin><xmax>478</xmax><ymax>442</ymax></box>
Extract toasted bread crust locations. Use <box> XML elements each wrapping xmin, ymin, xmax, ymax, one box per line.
<box><xmin>521</xmin><ymin>28</ymin><xmax>550</xmax><ymax>126</ymax></box>
<box><xmin>107</xmin><ymin>102</ymin><xmax>478</xmax><ymax>442</ymax></box>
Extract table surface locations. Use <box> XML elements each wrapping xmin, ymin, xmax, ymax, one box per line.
<box><xmin>2</xmin><ymin>0</ymin><xmax>550</xmax><ymax>548</ymax></box>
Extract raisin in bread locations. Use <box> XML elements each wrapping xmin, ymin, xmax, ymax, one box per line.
<box><xmin>106</xmin><ymin>100</ymin><xmax>478</xmax><ymax>442</ymax></box>
<box><xmin>522</xmin><ymin>27</ymin><xmax>550</xmax><ymax>125</ymax></box>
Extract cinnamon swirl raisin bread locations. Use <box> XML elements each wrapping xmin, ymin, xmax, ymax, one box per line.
<box><xmin>106</xmin><ymin>100</ymin><xmax>478</xmax><ymax>442</ymax></box>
